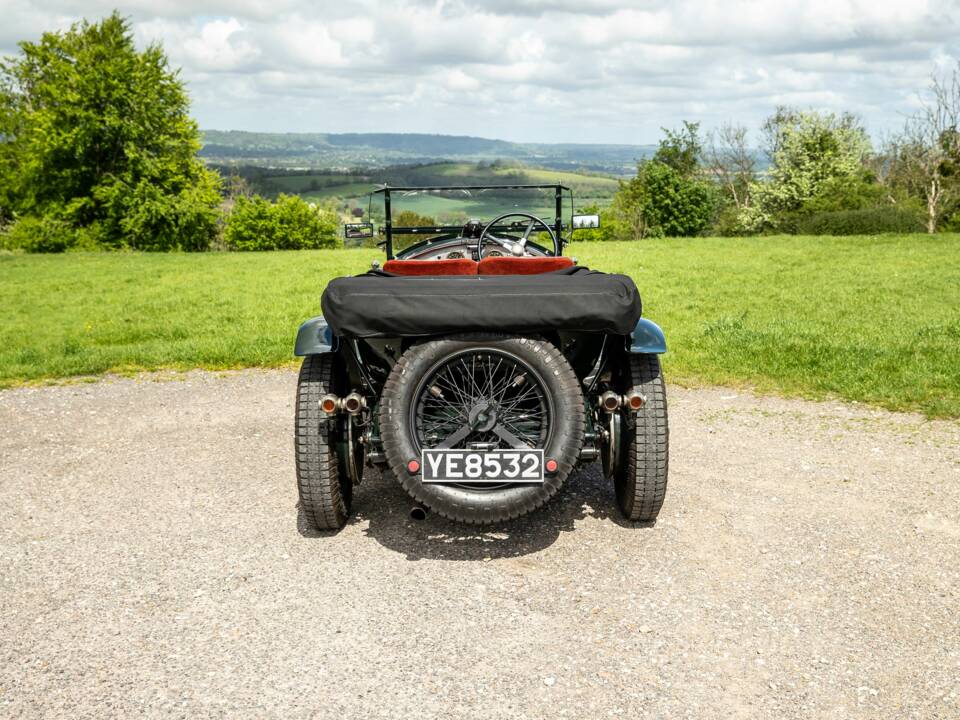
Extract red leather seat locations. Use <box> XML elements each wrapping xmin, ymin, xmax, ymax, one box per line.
<box><xmin>383</xmin><ymin>258</ymin><xmax>478</xmax><ymax>276</ymax></box>
<box><xmin>478</xmin><ymin>256</ymin><xmax>574</xmax><ymax>275</ymax></box>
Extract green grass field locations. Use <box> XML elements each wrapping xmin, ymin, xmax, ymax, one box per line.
<box><xmin>2</xmin><ymin>235</ymin><xmax>959</xmax><ymax>417</ymax></box>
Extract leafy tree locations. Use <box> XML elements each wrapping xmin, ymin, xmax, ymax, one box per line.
<box><xmin>224</xmin><ymin>194</ymin><xmax>339</xmax><ymax>251</ymax></box>
<box><xmin>606</xmin><ymin>122</ymin><xmax>714</xmax><ymax>239</ymax></box>
<box><xmin>653</xmin><ymin>121</ymin><xmax>703</xmax><ymax>178</ymax></box>
<box><xmin>613</xmin><ymin>161</ymin><xmax>714</xmax><ymax>239</ymax></box>
<box><xmin>739</xmin><ymin>110</ymin><xmax>871</xmax><ymax>232</ymax></box>
<box><xmin>0</xmin><ymin>13</ymin><xmax>220</xmax><ymax>250</ymax></box>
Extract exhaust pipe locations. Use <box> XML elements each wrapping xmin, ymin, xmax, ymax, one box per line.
<box><xmin>343</xmin><ymin>392</ymin><xmax>366</xmax><ymax>415</ymax></box>
<box><xmin>598</xmin><ymin>391</ymin><xmax>620</xmax><ymax>413</ymax></box>
<box><xmin>623</xmin><ymin>390</ymin><xmax>646</xmax><ymax>411</ymax></box>
<box><xmin>319</xmin><ymin>394</ymin><xmax>341</xmax><ymax>415</ymax></box>
<box><xmin>320</xmin><ymin>393</ymin><xmax>367</xmax><ymax>415</ymax></box>
<box><xmin>597</xmin><ymin>390</ymin><xmax>647</xmax><ymax>413</ymax></box>
<box><xmin>409</xmin><ymin>505</ymin><xmax>428</xmax><ymax>521</ymax></box>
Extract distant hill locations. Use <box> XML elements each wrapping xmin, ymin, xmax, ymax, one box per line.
<box><xmin>200</xmin><ymin>130</ymin><xmax>655</xmax><ymax>175</ymax></box>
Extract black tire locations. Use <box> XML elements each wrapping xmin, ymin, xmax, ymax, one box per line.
<box><xmin>294</xmin><ymin>354</ymin><xmax>352</xmax><ymax>530</ymax></box>
<box><xmin>614</xmin><ymin>354</ymin><xmax>669</xmax><ymax>522</ymax></box>
<box><xmin>380</xmin><ymin>334</ymin><xmax>584</xmax><ymax>524</ymax></box>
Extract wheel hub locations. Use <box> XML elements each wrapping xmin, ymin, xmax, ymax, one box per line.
<box><xmin>468</xmin><ymin>401</ymin><xmax>498</xmax><ymax>432</ymax></box>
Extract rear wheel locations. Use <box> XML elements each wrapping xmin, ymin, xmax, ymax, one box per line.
<box><xmin>294</xmin><ymin>354</ymin><xmax>353</xmax><ymax>530</ymax></box>
<box><xmin>614</xmin><ymin>354</ymin><xmax>669</xmax><ymax>522</ymax></box>
<box><xmin>380</xmin><ymin>334</ymin><xmax>584</xmax><ymax>524</ymax></box>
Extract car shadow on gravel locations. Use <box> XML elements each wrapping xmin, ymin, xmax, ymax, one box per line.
<box><xmin>296</xmin><ymin>463</ymin><xmax>652</xmax><ymax>560</ymax></box>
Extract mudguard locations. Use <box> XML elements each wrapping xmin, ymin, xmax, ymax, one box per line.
<box><xmin>628</xmin><ymin>318</ymin><xmax>667</xmax><ymax>354</ymax></box>
<box><xmin>294</xmin><ymin>316</ymin><xmax>338</xmax><ymax>356</ymax></box>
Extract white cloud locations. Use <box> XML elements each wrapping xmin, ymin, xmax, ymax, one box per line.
<box><xmin>1</xmin><ymin>0</ymin><xmax>958</xmax><ymax>142</ymax></box>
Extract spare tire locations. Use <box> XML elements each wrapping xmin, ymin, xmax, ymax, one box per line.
<box><xmin>379</xmin><ymin>334</ymin><xmax>584</xmax><ymax>524</ymax></box>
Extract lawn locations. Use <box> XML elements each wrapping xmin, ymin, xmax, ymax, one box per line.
<box><xmin>2</xmin><ymin>235</ymin><xmax>959</xmax><ymax>417</ymax></box>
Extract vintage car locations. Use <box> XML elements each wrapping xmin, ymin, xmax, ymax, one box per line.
<box><xmin>294</xmin><ymin>183</ymin><xmax>667</xmax><ymax>528</ymax></box>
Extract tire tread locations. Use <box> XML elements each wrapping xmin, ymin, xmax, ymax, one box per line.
<box><xmin>294</xmin><ymin>355</ymin><xmax>350</xmax><ymax>530</ymax></box>
<box><xmin>616</xmin><ymin>354</ymin><xmax>669</xmax><ymax>522</ymax></box>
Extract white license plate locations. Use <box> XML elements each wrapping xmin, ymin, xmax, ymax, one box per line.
<box><xmin>421</xmin><ymin>449</ymin><xmax>544</xmax><ymax>484</ymax></box>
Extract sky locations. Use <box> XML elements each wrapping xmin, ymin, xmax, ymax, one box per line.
<box><xmin>3</xmin><ymin>0</ymin><xmax>960</xmax><ymax>144</ymax></box>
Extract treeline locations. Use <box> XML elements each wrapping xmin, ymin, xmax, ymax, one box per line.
<box><xmin>3</xmin><ymin>13</ymin><xmax>958</xmax><ymax>253</ymax></box>
<box><xmin>577</xmin><ymin>79</ymin><xmax>960</xmax><ymax>240</ymax></box>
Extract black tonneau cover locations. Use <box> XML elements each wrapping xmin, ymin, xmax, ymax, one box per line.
<box><xmin>321</xmin><ymin>267</ymin><xmax>642</xmax><ymax>338</ymax></box>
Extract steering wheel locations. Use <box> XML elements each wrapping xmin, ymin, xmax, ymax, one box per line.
<box><xmin>477</xmin><ymin>212</ymin><xmax>561</xmax><ymax>258</ymax></box>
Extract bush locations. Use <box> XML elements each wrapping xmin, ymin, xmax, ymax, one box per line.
<box><xmin>224</xmin><ymin>194</ymin><xmax>340</xmax><ymax>251</ymax></box>
<box><xmin>709</xmin><ymin>204</ymin><xmax>748</xmax><ymax>237</ymax></box>
<box><xmin>95</xmin><ymin>170</ymin><xmax>222</xmax><ymax>252</ymax></box>
<box><xmin>795</xmin><ymin>207</ymin><xmax>926</xmax><ymax>235</ymax></box>
<box><xmin>1</xmin><ymin>215</ymin><xmax>76</xmax><ymax>253</ymax></box>
<box><xmin>801</xmin><ymin>174</ymin><xmax>887</xmax><ymax>214</ymax></box>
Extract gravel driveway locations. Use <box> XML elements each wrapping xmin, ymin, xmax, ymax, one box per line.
<box><xmin>2</xmin><ymin>369</ymin><xmax>959</xmax><ymax>719</ymax></box>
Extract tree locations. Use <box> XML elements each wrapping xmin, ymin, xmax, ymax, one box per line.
<box><xmin>704</xmin><ymin>122</ymin><xmax>756</xmax><ymax>210</ymax></box>
<box><xmin>613</xmin><ymin>160</ymin><xmax>713</xmax><ymax>239</ymax></box>
<box><xmin>653</xmin><ymin>121</ymin><xmax>702</xmax><ymax>178</ymax></box>
<box><xmin>739</xmin><ymin>110</ymin><xmax>871</xmax><ymax>232</ymax></box>
<box><xmin>887</xmin><ymin>65</ymin><xmax>960</xmax><ymax>233</ymax></box>
<box><xmin>760</xmin><ymin>106</ymin><xmax>802</xmax><ymax>159</ymax></box>
<box><xmin>0</xmin><ymin>13</ymin><xmax>220</xmax><ymax>250</ymax></box>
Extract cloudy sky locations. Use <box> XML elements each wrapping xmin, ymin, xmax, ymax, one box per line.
<box><xmin>3</xmin><ymin>0</ymin><xmax>960</xmax><ymax>144</ymax></box>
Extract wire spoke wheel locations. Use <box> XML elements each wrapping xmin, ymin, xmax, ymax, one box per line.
<box><xmin>411</xmin><ymin>349</ymin><xmax>552</xmax><ymax>490</ymax></box>
<box><xmin>379</xmin><ymin>334</ymin><xmax>585</xmax><ymax>524</ymax></box>
<box><xmin>415</xmin><ymin>350</ymin><xmax>550</xmax><ymax>450</ymax></box>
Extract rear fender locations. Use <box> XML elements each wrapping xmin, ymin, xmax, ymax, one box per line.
<box><xmin>628</xmin><ymin>318</ymin><xmax>666</xmax><ymax>354</ymax></box>
<box><xmin>294</xmin><ymin>316</ymin><xmax>338</xmax><ymax>356</ymax></box>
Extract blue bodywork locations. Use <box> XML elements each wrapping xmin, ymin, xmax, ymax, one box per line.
<box><xmin>294</xmin><ymin>316</ymin><xmax>337</xmax><ymax>356</ymax></box>
<box><xmin>629</xmin><ymin>318</ymin><xmax>667</xmax><ymax>354</ymax></box>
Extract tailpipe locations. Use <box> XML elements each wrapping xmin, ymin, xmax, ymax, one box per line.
<box><xmin>409</xmin><ymin>505</ymin><xmax>428</xmax><ymax>521</ymax></box>
<box><xmin>343</xmin><ymin>392</ymin><xmax>366</xmax><ymax>415</ymax></box>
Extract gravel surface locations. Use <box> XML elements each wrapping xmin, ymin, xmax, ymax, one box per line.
<box><xmin>2</xmin><ymin>369</ymin><xmax>959</xmax><ymax>719</ymax></box>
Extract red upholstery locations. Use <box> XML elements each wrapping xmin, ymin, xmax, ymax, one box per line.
<box><xmin>383</xmin><ymin>258</ymin><xmax>478</xmax><ymax>276</ymax></box>
<box><xmin>478</xmin><ymin>256</ymin><xmax>574</xmax><ymax>275</ymax></box>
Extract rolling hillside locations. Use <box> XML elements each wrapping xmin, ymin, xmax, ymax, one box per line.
<box><xmin>201</xmin><ymin>130</ymin><xmax>654</xmax><ymax>175</ymax></box>
<box><xmin>234</xmin><ymin>161</ymin><xmax>620</xmax><ymax>222</ymax></box>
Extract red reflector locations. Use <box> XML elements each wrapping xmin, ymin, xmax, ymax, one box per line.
<box><xmin>629</xmin><ymin>395</ymin><xmax>644</xmax><ymax>410</ymax></box>
<box><xmin>407</xmin><ymin>459</ymin><xmax>420</xmax><ymax>474</ymax></box>
<box><xmin>545</xmin><ymin>458</ymin><xmax>559</xmax><ymax>473</ymax></box>
<box><xmin>321</xmin><ymin>399</ymin><xmax>337</xmax><ymax>413</ymax></box>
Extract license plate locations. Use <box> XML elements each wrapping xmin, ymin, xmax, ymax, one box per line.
<box><xmin>421</xmin><ymin>449</ymin><xmax>544</xmax><ymax>484</ymax></box>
